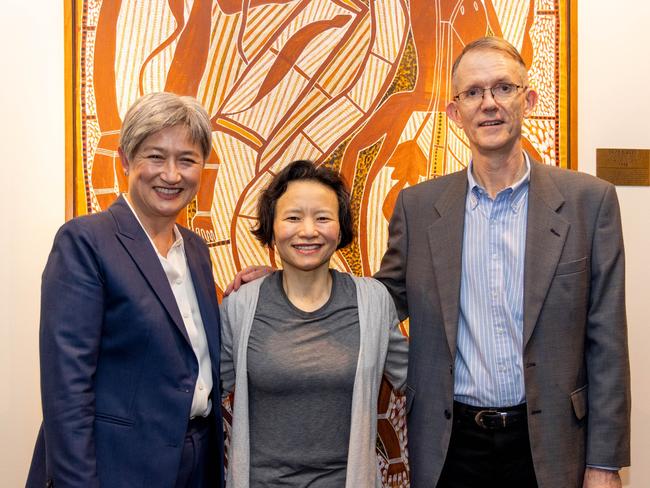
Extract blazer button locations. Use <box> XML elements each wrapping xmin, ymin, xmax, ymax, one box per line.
<box><xmin>444</xmin><ymin>409</ymin><xmax>452</xmax><ymax>420</ymax></box>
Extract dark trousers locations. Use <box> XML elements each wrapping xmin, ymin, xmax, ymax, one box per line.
<box><xmin>174</xmin><ymin>413</ymin><xmax>220</xmax><ymax>488</ymax></box>
<box><xmin>437</xmin><ymin>402</ymin><xmax>538</xmax><ymax>488</ymax></box>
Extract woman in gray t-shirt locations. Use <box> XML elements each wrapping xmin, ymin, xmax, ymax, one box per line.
<box><xmin>221</xmin><ymin>160</ymin><xmax>408</xmax><ymax>488</ymax></box>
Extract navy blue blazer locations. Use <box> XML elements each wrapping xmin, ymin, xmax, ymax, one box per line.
<box><xmin>27</xmin><ymin>196</ymin><xmax>224</xmax><ymax>487</ymax></box>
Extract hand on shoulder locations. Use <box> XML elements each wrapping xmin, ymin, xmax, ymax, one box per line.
<box><xmin>224</xmin><ymin>265</ymin><xmax>275</xmax><ymax>296</ymax></box>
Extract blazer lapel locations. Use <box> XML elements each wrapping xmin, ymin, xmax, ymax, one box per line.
<box><xmin>182</xmin><ymin>232</ymin><xmax>221</xmax><ymax>366</ymax></box>
<box><xmin>109</xmin><ymin>196</ymin><xmax>190</xmax><ymax>344</ymax></box>
<box><xmin>427</xmin><ymin>171</ymin><xmax>467</xmax><ymax>358</ymax></box>
<box><xmin>523</xmin><ymin>162</ymin><xmax>569</xmax><ymax>347</ymax></box>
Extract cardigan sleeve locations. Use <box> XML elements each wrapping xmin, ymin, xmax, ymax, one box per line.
<box><xmin>383</xmin><ymin>295</ymin><xmax>408</xmax><ymax>392</ymax></box>
<box><xmin>219</xmin><ymin>298</ymin><xmax>236</xmax><ymax>396</ymax></box>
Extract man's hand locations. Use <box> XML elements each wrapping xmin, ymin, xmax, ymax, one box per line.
<box><xmin>224</xmin><ymin>265</ymin><xmax>275</xmax><ymax>295</ymax></box>
<box><xmin>583</xmin><ymin>467</ymin><xmax>622</xmax><ymax>488</ymax></box>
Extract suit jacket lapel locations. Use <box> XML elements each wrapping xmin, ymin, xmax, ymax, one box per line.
<box><xmin>427</xmin><ymin>171</ymin><xmax>467</xmax><ymax>358</ymax></box>
<box><xmin>109</xmin><ymin>196</ymin><xmax>190</xmax><ymax>344</ymax></box>
<box><xmin>523</xmin><ymin>162</ymin><xmax>569</xmax><ymax>347</ymax></box>
<box><xmin>182</xmin><ymin>232</ymin><xmax>221</xmax><ymax>368</ymax></box>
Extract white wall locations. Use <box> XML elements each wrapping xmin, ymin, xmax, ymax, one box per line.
<box><xmin>0</xmin><ymin>1</ymin><xmax>65</xmax><ymax>485</ymax></box>
<box><xmin>0</xmin><ymin>0</ymin><xmax>648</xmax><ymax>486</ymax></box>
<box><xmin>578</xmin><ymin>0</ymin><xmax>650</xmax><ymax>485</ymax></box>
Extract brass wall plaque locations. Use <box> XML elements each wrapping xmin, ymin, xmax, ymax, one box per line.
<box><xmin>597</xmin><ymin>148</ymin><xmax>650</xmax><ymax>186</ymax></box>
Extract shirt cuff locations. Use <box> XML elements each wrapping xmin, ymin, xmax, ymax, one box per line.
<box><xmin>586</xmin><ymin>465</ymin><xmax>619</xmax><ymax>471</ymax></box>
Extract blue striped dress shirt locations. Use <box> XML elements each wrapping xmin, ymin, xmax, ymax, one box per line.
<box><xmin>454</xmin><ymin>154</ymin><xmax>531</xmax><ymax>407</ymax></box>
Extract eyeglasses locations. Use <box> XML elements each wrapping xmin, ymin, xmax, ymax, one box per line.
<box><xmin>453</xmin><ymin>83</ymin><xmax>526</xmax><ymax>104</ymax></box>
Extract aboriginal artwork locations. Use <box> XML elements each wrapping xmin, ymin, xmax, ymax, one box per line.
<box><xmin>69</xmin><ymin>1</ymin><xmax>574</xmax><ymax>485</ymax></box>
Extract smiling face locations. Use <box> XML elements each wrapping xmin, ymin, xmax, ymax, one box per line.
<box><xmin>119</xmin><ymin>124</ymin><xmax>204</xmax><ymax>232</ymax></box>
<box><xmin>272</xmin><ymin>180</ymin><xmax>341</xmax><ymax>276</ymax></box>
<box><xmin>446</xmin><ymin>48</ymin><xmax>537</xmax><ymax>159</ymax></box>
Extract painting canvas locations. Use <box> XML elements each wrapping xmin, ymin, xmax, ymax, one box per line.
<box><xmin>67</xmin><ymin>1</ymin><xmax>575</xmax><ymax>484</ymax></box>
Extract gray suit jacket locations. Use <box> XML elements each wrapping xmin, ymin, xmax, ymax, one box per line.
<box><xmin>375</xmin><ymin>160</ymin><xmax>630</xmax><ymax>488</ymax></box>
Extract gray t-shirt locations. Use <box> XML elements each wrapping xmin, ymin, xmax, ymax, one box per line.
<box><xmin>247</xmin><ymin>270</ymin><xmax>360</xmax><ymax>487</ymax></box>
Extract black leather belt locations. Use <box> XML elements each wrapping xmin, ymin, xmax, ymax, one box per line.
<box><xmin>453</xmin><ymin>401</ymin><xmax>527</xmax><ymax>430</ymax></box>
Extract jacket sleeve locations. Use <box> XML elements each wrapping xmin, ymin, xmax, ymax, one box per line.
<box><xmin>374</xmin><ymin>190</ymin><xmax>409</xmax><ymax>321</ymax></box>
<box><xmin>585</xmin><ymin>184</ymin><xmax>631</xmax><ymax>467</ymax></box>
<box><xmin>40</xmin><ymin>220</ymin><xmax>104</xmax><ymax>487</ymax></box>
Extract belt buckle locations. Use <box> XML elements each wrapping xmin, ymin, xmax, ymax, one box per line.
<box><xmin>474</xmin><ymin>409</ymin><xmax>507</xmax><ymax>429</ymax></box>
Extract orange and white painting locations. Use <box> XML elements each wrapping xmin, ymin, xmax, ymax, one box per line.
<box><xmin>70</xmin><ymin>1</ymin><xmax>574</xmax><ymax>484</ymax></box>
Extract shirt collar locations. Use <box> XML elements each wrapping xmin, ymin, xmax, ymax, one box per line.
<box><xmin>122</xmin><ymin>194</ymin><xmax>183</xmax><ymax>255</ymax></box>
<box><xmin>467</xmin><ymin>153</ymin><xmax>531</xmax><ymax>212</ymax></box>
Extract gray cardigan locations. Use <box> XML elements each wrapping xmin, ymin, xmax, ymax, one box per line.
<box><xmin>220</xmin><ymin>274</ymin><xmax>408</xmax><ymax>488</ymax></box>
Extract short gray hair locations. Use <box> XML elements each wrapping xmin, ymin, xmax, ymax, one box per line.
<box><xmin>119</xmin><ymin>92</ymin><xmax>213</xmax><ymax>162</ymax></box>
<box><xmin>451</xmin><ymin>36</ymin><xmax>528</xmax><ymax>88</ymax></box>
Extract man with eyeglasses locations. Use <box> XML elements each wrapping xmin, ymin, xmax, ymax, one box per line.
<box><xmin>375</xmin><ymin>37</ymin><xmax>630</xmax><ymax>487</ymax></box>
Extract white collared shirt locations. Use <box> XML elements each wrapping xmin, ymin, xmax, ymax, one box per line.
<box><xmin>124</xmin><ymin>196</ymin><xmax>213</xmax><ymax>418</ymax></box>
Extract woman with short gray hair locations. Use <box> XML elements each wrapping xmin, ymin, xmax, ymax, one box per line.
<box><xmin>28</xmin><ymin>92</ymin><xmax>224</xmax><ymax>488</ymax></box>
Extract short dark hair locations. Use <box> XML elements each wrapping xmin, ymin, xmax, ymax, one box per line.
<box><xmin>252</xmin><ymin>160</ymin><xmax>354</xmax><ymax>250</ymax></box>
